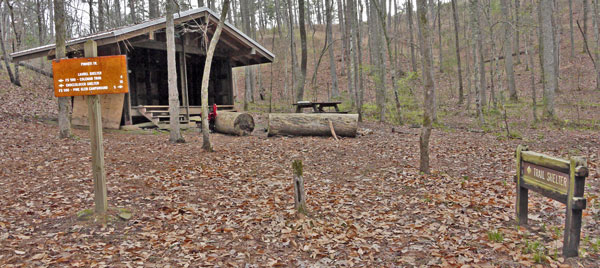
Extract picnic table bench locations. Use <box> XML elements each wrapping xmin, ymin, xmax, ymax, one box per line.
<box><xmin>293</xmin><ymin>101</ymin><xmax>345</xmax><ymax>113</ymax></box>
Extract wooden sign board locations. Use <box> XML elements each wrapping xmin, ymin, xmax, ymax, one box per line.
<box><xmin>521</xmin><ymin>161</ymin><xmax>569</xmax><ymax>195</ymax></box>
<box><xmin>52</xmin><ymin>55</ymin><xmax>129</xmax><ymax>97</ymax></box>
<box><xmin>515</xmin><ymin>146</ymin><xmax>589</xmax><ymax>258</ymax></box>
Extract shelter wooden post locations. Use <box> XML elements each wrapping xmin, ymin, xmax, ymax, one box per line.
<box><xmin>563</xmin><ymin>157</ymin><xmax>587</xmax><ymax>257</ymax></box>
<box><xmin>179</xmin><ymin>34</ymin><xmax>190</xmax><ymax>122</ymax></box>
<box><xmin>292</xmin><ymin>160</ymin><xmax>307</xmax><ymax>215</ymax></box>
<box><xmin>515</xmin><ymin>145</ymin><xmax>528</xmax><ymax>226</ymax></box>
<box><xmin>84</xmin><ymin>40</ymin><xmax>108</xmax><ymax>215</ymax></box>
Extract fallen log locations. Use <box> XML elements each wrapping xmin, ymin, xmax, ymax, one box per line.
<box><xmin>268</xmin><ymin>113</ymin><xmax>358</xmax><ymax>137</ymax></box>
<box><xmin>215</xmin><ymin>111</ymin><xmax>255</xmax><ymax>136</ymax></box>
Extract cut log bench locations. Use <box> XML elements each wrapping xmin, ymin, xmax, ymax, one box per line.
<box><xmin>293</xmin><ymin>101</ymin><xmax>345</xmax><ymax>113</ymax></box>
<box><xmin>215</xmin><ymin>111</ymin><xmax>255</xmax><ymax>136</ymax></box>
<box><xmin>268</xmin><ymin>113</ymin><xmax>358</xmax><ymax>137</ymax></box>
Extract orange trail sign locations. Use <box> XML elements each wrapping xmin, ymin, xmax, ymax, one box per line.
<box><xmin>52</xmin><ymin>55</ymin><xmax>129</xmax><ymax>97</ymax></box>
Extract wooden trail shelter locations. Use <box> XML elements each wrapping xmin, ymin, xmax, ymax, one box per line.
<box><xmin>11</xmin><ymin>7</ymin><xmax>274</xmax><ymax>129</ymax></box>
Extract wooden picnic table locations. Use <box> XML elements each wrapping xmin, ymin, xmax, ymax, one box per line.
<box><xmin>293</xmin><ymin>101</ymin><xmax>343</xmax><ymax>113</ymax></box>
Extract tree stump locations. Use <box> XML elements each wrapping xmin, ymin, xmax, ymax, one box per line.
<box><xmin>292</xmin><ymin>160</ymin><xmax>307</xmax><ymax>215</ymax></box>
<box><xmin>268</xmin><ymin>113</ymin><xmax>358</xmax><ymax>137</ymax></box>
<box><xmin>215</xmin><ymin>111</ymin><xmax>255</xmax><ymax>136</ymax></box>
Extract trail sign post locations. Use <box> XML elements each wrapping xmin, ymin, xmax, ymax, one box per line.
<box><xmin>52</xmin><ymin>40</ymin><xmax>128</xmax><ymax>218</ymax></box>
<box><xmin>515</xmin><ymin>145</ymin><xmax>589</xmax><ymax>257</ymax></box>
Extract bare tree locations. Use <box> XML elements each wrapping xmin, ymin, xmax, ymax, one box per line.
<box><xmin>568</xmin><ymin>0</ymin><xmax>574</xmax><ymax>58</ymax></box>
<box><xmin>501</xmin><ymin>0</ymin><xmax>517</xmax><ymax>101</ymax></box>
<box><xmin>451</xmin><ymin>0</ymin><xmax>464</xmax><ymax>104</ymax></box>
<box><xmin>201</xmin><ymin>0</ymin><xmax>231</xmax><ymax>151</ymax></box>
<box><xmin>407</xmin><ymin>0</ymin><xmax>417</xmax><ymax>72</ymax></box>
<box><xmin>470</xmin><ymin>0</ymin><xmax>484</xmax><ymax>124</ymax></box>
<box><xmin>150</xmin><ymin>0</ymin><xmax>160</xmax><ymax>19</ymax></box>
<box><xmin>416</xmin><ymin>0</ymin><xmax>435</xmax><ymax>174</ymax></box>
<box><xmin>325</xmin><ymin>0</ymin><xmax>339</xmax><ymax>98</ymax></box>
<box><xmin>5</xmin><ymin>0</ymin><xmax>21</xmax><ymax>86</ymax></box>
<box><xmin>369</xmin><ymin>0</ymin><xmax>386</xmax><ymax>122</ymax></box>
<box><xmin>54</xmin><ymin>0</ymin><xmax>71</xmax><ymax>138</ymax></box>
<box><xmin>98</xmin><ymin>0</ymin><xmax>104</xmax><ymax>31</ymax></box>
<box><xmin>296</xmin><ymin>0</ymin><xmax>307</xmax><ymax>101</ymax></box>
<box><xmin>593</xmin><ymin>0</ymin><xmax>600</xmax><ymax>90</ymax></box>
<box><xmin>166</xmin><ymin>0</ymin><xmax>185</xmax><ymax>143</ymax></box>
<box><xmin>584</xmin><ymin>0</ymin><xmax>589</xmax><ymax>52</ymax></box>
<box><xmin>540</xmin><ymin>0</ymin><xmax>556</xmax><ymax>118</ymax></box>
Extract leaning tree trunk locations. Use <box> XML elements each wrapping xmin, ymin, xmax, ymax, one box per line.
<box><xmin>201</xmin><ymin>0</ymin><xmax>231</xmax><ymax>151</ymax></box>
<box><xmin>215</xmin><ymin>111</ymin><xmax>255</xmax><ymax>136</ymax></box>
<box><xmin>268</xmin><ymin>113</ymin><xmax>359</xmax><ymax>137</ymax></box>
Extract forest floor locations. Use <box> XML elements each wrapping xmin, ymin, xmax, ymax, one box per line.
<box><xmin>1</xmin><ymin>72</ymin><xmax>599</xmax><ymax>267</ymax></box>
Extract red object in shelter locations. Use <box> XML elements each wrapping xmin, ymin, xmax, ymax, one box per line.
<box><xmin>208</xmin><ymin>104</ymin><xmax>218</xmax><ymax>120</ymax></box>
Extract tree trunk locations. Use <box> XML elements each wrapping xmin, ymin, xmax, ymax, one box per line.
<box><xmin>54</xmin><ymin>0</ymin><xmax>71</xmax><ymax>139</ymax></box>
<box><xmin>568</xmin><ymin>0</ymin><xmax>574</xmax><ymax>58</ymax></box>
<box><xmin>215</xmin><ymin>111</ymin><xmax>255</xmax><ymax>136</ymax></box>
<box><xmin>593</xmin><ymin>0</ymin><xmax>600</xmax><ymax>90</ymax></box>
<box><xmin>201</xmin><ymin>0</ymin><xmax>231</xmax><ymax>150</ymax></box>
<box><xmin>474</xmin><ymin>0</ymin><xmax>486</xmax><ymax>108</ymax></box>
<box><xmin>345</xmin><ymin>0</ymin><xmax>355</xmax><ymax>108</ymax></box>
<box><xmin>325</xmin><ymin>0</ymin><xmax>339</xmax><ymax>98</ymax></box>
<box><xmin>584</xmin><ymin>0</ymin><xmax>589</xmax><ymax>52</ymax></box>
<box><xmin>407</xmin><ymin>0</ymin><xmax>417</xmax><ymax>72</ymax></box>
<box><xmin>0</xmin><ymin>15</ymin><xmax>15</xmax><ymax>84</ymax></box>
<box><xmin>451</xmin><ymin>0</ymin><xmax>464</xmax><ymax>104</ymax></box>
<box><xmin>114</xmin><ymin>0</ymin><xmax>122</xmax><ymax>26</ymax></box>
<box><xmin>370</xmin><ymin>0</ymin><xmax>386</xmax><ymax>122</ymax></box>
<box><xmin>514</xmin><ymin>0</ymin><xmax>521</xmax><ymax>64</ymax></box>
<box><xmin>88</xmin><ymin>0</ymin><xmax>95</xmax><ymax>32</ymax></box>
<box><xmin>541</xmin><ymin>0</ymin><xmax>556</xmax><ymax>118</ymax></box>
<box><xmin>149</xmin><ymin>0</ymin><xmax>160</xmax><ymax>19</ymax></box>
<box><xmin>354</xmin><ymin>0</ymin><xmax>364</xmax><ymax>121</ymax></box>
<box><xmin>437</xmin><ymin>0</ymin><xmax>442</xmax><ymax>72</ymax></box>
<box><xmin>372</xmin><ymin>0</ymin><xmax>403</xmax><ymax>123</ymax></box>
<box><xmin>297</xmin><ymin>0</ymin><xmax>308</xmax><ymax>102</ymax></box>
<box><xmin>470</xmin><ymin>0</ymin><xmax>485</xmax><ymax>124</ymax></box>
<box><xmin>416</xmin><ymin>0</ymin><xmax>435</xmax><ymax>174</ymax></box>
<box><xmin>268</xmin><ymin>113</ymin><xmax>359</xmax><ymax>137</ymax></box>
<box><xmin>129</xmin><ymin>0</ymin><xmax>136</xmax><ymax>23</ymax></box>
<box><xmin>5</xmin><ymin>0</ymin><xmax>21</xmax><ymax>86</ymax></box>
<box><xmin>167</xmin><ymin>0</ymin><xmax>184</xmax><ymax>143</ymax></box>
<box><xmin>98</xmin><ymin>0</ymin><xmax>104</xmax><ymax>31</ymax></box>
<box><xmin>336</xmin><ymin>0</ymin><xmax>346</xmax><ymax>75</ymax></box>
<box><xmin>501</xmin><ymin>0</ymin><xmax>517</xmax><ymax>101</ymax></box>
<box><xmin>526</xmin><ymin>33</ymin><xmax>538</xmax><ymax>122</ymax></box>
<box><xmin>286</xmin><ymin>0</ymin><xmax>299</xmax><ymax>105</ymax></box>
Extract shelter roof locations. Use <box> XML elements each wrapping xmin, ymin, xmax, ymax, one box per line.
<box><xmin>10</xmin><ymin>7</ymin><xmax>274</xmax><ymax>67</ymax></box>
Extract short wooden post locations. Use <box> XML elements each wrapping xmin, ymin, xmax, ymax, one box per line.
<box><xmin>515</xmin><ymin>145</ymin><xmax>528</xmax><ymax>226</ymax></box>
<box><xmin>292</xmin><ymin>160</ymin><xmax>307</xmax><ymax>215</ymax></box>
<box><xmin>563</xmin><ymin>157</ymin><xmax>587</xmax><ymax>257</ymax></box>
<box><xmin>84</xmin><ymin>40</ymin><xmax>108</xmax><ymax>215</ymax></box>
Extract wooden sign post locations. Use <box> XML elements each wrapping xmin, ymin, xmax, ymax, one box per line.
<box><xmin>52</xmin><ymin>40</ymin><xmax>128</xmax><ymax>218</ymax></box>
<box><xmin>515</xmin><ymin>145</ymin><xmax>589</xmax><ymax>257</ymax></box>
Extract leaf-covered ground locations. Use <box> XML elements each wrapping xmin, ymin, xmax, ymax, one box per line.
<box><xmin>1</xmin><ymin>75</ymin><xmax>599</xmax><ymax>267</ymax></box>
